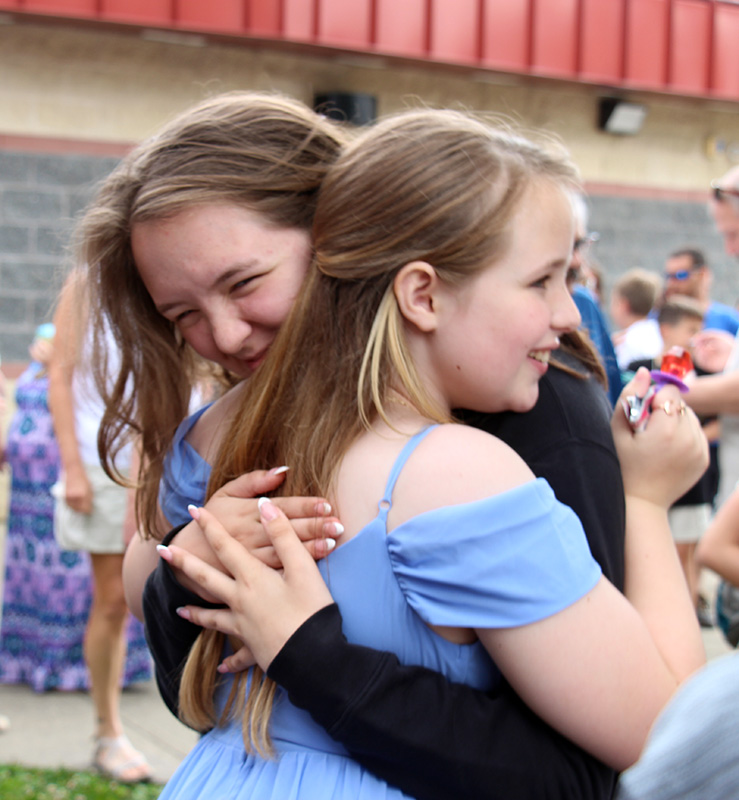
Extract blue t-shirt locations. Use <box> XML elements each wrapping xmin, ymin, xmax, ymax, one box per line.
<box><xmin>704</xmin><ymin>301</ymin><xmax>739</xmax><ymax>337</ymax></box>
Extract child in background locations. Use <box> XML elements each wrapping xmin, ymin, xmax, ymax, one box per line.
<box><xmin>611</xmin><ymin>267</ymin><xmax>663</xmax><ymax>372</ymax></box>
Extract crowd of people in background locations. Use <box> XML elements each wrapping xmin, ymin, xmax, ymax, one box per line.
<box><xmin>1</xmin><ymin>92</ymin><xmax>739</xmax><ymax>800</ymax></box>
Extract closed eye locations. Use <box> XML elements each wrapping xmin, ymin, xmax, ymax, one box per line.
<box><xmin>232</xmin><ymin>275</ymin><xmax>260</xmax><ymax>293</ymax></box>
<box><xmin>174</xmin><ymin>308</ymin><xmax>196</xmax><ymax>325</ymax></box>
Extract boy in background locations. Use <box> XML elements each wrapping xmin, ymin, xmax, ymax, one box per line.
<box><xmin>610</xmin><ymin>267</ymin><xmax>663</xmax><ymax>372</ymax></box>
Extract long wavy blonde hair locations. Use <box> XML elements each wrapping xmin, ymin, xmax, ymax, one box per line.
<box><xmin>179</xmin><ymin>108</ymin><xmax>581</xmax><ymax>755</ymax></box>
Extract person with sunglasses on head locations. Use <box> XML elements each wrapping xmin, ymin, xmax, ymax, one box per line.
<box><xmin>617</xmin><ymin>180</ymin><xmax>739</xmax><ymax>795</ymax></box>
<box><xmin>678</xmin><ymin>170</ymin><xmax>739</xmax><ymax>511</ymax></box>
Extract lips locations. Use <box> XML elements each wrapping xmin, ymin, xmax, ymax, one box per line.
<box><xmin>240</xmin><ymin>348</ymin><xmax>269</xmax><ymax>371</ymax></box>
<box><xmin>241</xmin><ymin>356</ymin><xmax>264</xmax><ymax>372</ymax></box>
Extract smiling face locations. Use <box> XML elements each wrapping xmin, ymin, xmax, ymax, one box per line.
<box><xmin>131</xmin><ymin>203</ymin><xmax>312</xmax><ymax>378</ymax></box>
<box><xmin>429</xmin><ymin>179</ymin><xmax>580</xmax><ymax>414</ymax></box>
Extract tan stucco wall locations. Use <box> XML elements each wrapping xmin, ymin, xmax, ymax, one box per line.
<box><xmin>2</xmin><ymin>18</ymin><xmax>739</xmax><ymax>190</ymax></box>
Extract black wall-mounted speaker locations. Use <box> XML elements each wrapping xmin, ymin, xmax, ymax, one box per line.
<box><xmin>313</xmin><ymin>92</ymin><xmax>377</xmax><ymax>126</ymax></box>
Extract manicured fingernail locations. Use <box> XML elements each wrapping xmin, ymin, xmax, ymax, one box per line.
<box><xmin>175</xmin><ymin>607</ymin><xmax>191</xmax><ymax>620</ymax></box>
<box><xmin>156</xmin><ymin>544</ymin><xmax>172</xmax><ymax>562</ymax></box>
<box><xmin>187</xmin><ymin>504</ymin><xmax>200</xmax><ymax>521</ymax></box>
<box><xmin>324</xmin><ymin>522</ymin><xmax>344</xmax><ymax>537</ymax></box>
<box><xmin>325</xmin><ymin>538</ymin><xmax>337</xmax><ymax>552</ymax></box>
<box><xmin>217</xmin><ymin>663</ymin><xmax>230</xmax><ymax>674</ymax></box>
<box><xmin>269</xmin><ymin>466</ymin><xmax>289</xmax><ymax>475</ymax></box>
<box><xmin>316</xmin><ymin>501</ymin><xmax>332</xmax><ymax>515</ymax></box>
<box><xmin>257</xmin><ymin>496</ymin><xmax>278</xmax><ymax>521</ymax></box>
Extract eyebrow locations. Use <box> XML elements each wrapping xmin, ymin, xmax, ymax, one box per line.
<box><xmin>156</xmin><ymin>262</ymin><xmax>259</xmax><ymax>316</ymax></box>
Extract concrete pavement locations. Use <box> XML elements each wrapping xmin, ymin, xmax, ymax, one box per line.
<box><xmin>0</xmin><ymin>672</ymin><xmax>198</xmax><ymax>785</ymax></box>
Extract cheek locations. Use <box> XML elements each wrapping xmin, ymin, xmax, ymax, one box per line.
<box><xmin>237</xmin><ymin>294</ymin><xmax>292</xmax><ymax>331</ymax></box>
<box><xmin>179</xmin><ymin>324</ymin><xmax>218</xmax><ymax>361</ymax></box>
<box><xmin>249</xmin><ymin>266</ymin><xmax>306</xmax><ymax>329</ymax></box>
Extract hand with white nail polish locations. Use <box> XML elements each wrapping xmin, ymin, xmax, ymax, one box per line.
<box><xmin>162</xmin><ymin>468</ymin><xmax>343</xmax><ymax>602</ymax></box>
<box><xmin>165</xmin><ymin>499</ymin><xmax>334</xmax><ymax>671</ymax></box>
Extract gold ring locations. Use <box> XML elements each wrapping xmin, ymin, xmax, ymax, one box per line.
<box><xmin>653</xmin><ymin>400</ymin><xmax>686</xmax><ymax>416</ymax></box>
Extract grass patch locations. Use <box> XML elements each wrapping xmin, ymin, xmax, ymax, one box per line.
<box><xmin>0</xmin><ymin>765</ymin><xmax>162</xmax><ymax>799</ymax></box>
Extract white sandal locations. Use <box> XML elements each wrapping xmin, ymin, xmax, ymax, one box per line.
<box><xmin>93</xmin><ymin>734</ymin><xmax>153</xmax><ymax>783</ymax></box>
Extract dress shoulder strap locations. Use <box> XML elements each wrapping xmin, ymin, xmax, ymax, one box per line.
<box><xmin>377</xmin><ymin>425</ymin><xmax>438</xmax><ymax>518</ymax></box>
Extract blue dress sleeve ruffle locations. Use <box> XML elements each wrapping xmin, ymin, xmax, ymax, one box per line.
<box><xmin>387</xmin><ymin>478</ymin><xmax>602</xmax><ymax>629</ymax></box>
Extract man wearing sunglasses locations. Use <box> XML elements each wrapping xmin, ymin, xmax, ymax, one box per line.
<box><xmin>663</xmin><ymin>247</ymin><xmax>739</xmax><ymax>337</ymax></box>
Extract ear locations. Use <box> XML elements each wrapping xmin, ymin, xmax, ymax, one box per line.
<box><xmin>393</xmin><ymin>261</ymin><xmax>442</xmax><ymax>333</ymax></box>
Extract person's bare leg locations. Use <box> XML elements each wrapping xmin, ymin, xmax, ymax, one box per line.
<box><xmin>86</xmin><ymin>552</ymin><xmax>151</xmax><ymax>782</ymax></box>
<box><xmin>86</xmin><ymin>552</ymin><xmax>128</xmax><ymax>737</ymax></box>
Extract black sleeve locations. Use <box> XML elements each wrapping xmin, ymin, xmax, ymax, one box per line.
<box><xmin>269</xmin><ymin>604</ymin><xmax>617</xmax><ymax>800</ymax></box>
<box><xmin>141</xmin><ymin>524</ymin><xmax>224</xmax><ymax>721</ymax></box>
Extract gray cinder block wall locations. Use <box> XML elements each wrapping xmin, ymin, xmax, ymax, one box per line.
<box><xmin>589</xmin><ymin>196</ymin><xmax>739</xmax><ymax>310</ymax></box>
<box><xmin>0</xmin><ymin>149</ymin><xmax>120</xmax><ymax>363</ymax></box>
<box><xmin>0</xmin><ymin>148</ymin><xmax>737</xmax><ymax>363</ymax></box>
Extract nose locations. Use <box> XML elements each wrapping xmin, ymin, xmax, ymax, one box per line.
<box><xmin>211</xmin><ymin>311</ymin><xmax>251</xmax><ymax>356</ymax></box>
<box><xmin>553</xmin><ymin>284</ymin><xmax>582</xmax><ymax>333</ymax></box>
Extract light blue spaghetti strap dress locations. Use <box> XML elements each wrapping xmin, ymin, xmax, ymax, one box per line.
<box><xmin>158</xmin><ymin>422</ymin><xmax>601</xmax><ymax>799</ymax></box>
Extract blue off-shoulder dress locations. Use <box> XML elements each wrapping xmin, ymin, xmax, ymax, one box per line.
<box><xmin>158</xmin><ymin>421</ymin><xmax>601</xmax><ymax>800</ymax></box>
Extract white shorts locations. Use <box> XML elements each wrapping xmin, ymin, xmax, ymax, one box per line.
<box><xmin>52</xmin><ymin>462</ymin><xmax>129</xmax><ymax>554</ymax></box>
<box><xmin>668</xmin><ymin>504</ymin><xmax>712</xmax><ymax>545</ymax></box>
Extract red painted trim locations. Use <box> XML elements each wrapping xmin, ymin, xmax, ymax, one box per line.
<box><xmin>6</xmin><ymin>1</ymin><xmax>739</xmax><ymax>103</ymax></box>
<box><xmin>0</xmin><ymin>133</ymin><xmax>133</xmax><ymax>157</ymax></box>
